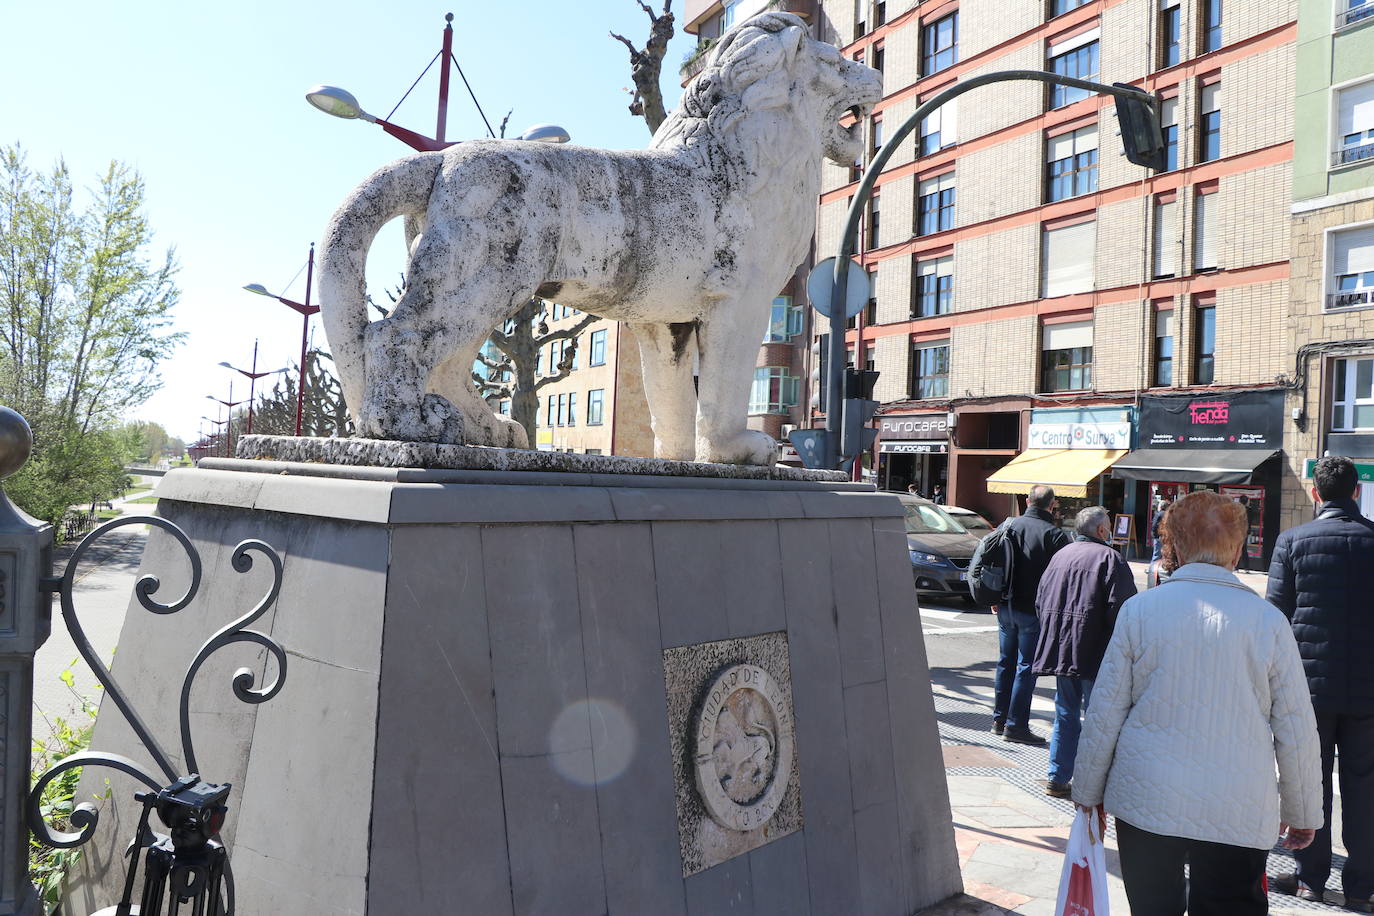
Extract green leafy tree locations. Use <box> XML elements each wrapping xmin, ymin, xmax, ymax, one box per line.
<box><xmin>0</xmin><ymin>145</ymin><xmax>182</xmax><ymax>526</ymax></box>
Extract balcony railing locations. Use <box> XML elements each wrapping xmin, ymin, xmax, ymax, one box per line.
<box><xmin>1336</xmin><ymin>0</ymin><xmax>1374</xmax><ymax>30</ymax></box>
<box><xmin>1328</xmin><ymin>289</ymin><xmax>1373</xmax><ymax>310</ymax></box>
<box><xmin>1333</xmin><ymin>139</ymin><xmax>1374</xmax><ymax>168</ymax></box>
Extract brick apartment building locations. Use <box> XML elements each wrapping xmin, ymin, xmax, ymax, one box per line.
<box><xmin>1282</xmin><ymin>0</ymin><xmax>1374</xmax><ymax>530</ymax></box>
<box><xmin>807</xmin><ymin>0</ymin><xmax>1300</xmax><ymax>560</ymax></box>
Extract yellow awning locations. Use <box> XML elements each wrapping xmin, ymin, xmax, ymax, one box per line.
<box><xmin>985</xmin><ymin>449</ymin><xmax>1128</xmax><ymax>498</ymax></box>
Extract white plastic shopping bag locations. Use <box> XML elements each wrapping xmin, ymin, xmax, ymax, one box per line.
<box><xmin>1055</xmin><ymin>806</ymin><xmax>1110</xmax><ymax>916</ymax></box>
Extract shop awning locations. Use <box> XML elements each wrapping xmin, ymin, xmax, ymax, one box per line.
<box><xmin>1111</xmin><ymin>448</ymin><xmax>1278</xmax><ymax>484</ymax></box>
<box><xmin>985</xmin><ymin>449</ymin><xmax>1128</xmax><ymax>498</ymax></box>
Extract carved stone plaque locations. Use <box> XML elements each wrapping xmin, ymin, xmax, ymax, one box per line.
<box><xmin>663</xmin><ymin>632</ymin><xmax>802</xmax><ymax>876</ymax></box>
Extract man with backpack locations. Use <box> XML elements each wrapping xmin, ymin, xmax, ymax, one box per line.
<box><xmin>973</xmin><ymin>484</ymin><xmax>1073</xmax><ymax>745</ymax></box>
<box><xmin>1267</xmin><ymin>456</ymin><xmax>1374</xmax><ymax>910</ymax></box>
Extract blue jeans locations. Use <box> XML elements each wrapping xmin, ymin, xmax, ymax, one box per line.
<box><xmin>993</xmin><ymin>606</ymin><xmax>1039</xmax><ymax>730</ymax></box>
<box><xmin>1048</xmin><ymin>676</ymin><xmax>1093</xmax><ymax>785</ymax></box>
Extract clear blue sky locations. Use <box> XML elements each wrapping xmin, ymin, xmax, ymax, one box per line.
<box><xmin>3</xmin><ymin>1</ymin><xmax>697</xmax><ymax>442</ymax></box>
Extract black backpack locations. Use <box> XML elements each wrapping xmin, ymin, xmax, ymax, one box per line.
<box><xmin>968</xmin><ymin>521</ymin><xmax>1015</xmax><ymax>608</ymax></box>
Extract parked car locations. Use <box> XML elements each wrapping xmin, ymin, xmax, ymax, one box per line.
<box><xmin>943</xmin><ymin>505</ymin><xmax>994</xmax><ymax>536</ymax></box>
<box><xmin>897</xmin><ymin>495</ymin><xmax>982</xmax><ymax>604</ymax></box>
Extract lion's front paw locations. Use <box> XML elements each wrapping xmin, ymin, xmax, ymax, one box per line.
<box><xmin>696</xmin><ymin>430</ymin><xmax>778</xmax><ymax>466</ymax></box>
<box><xmin>358</xmin><ymin>394</ymin><xmax>465</xmax><ymax>444</ymax></box>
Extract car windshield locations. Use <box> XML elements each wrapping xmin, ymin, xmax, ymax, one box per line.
<box><xmin>902</xmin><ymin>501</ymin><xmax>965</xmax><ymax>534</ymax></box>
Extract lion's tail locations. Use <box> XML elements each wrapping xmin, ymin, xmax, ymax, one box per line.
<box><xmin>318</xmin><ymin>152</ymin><xmax>445</xmax><ymax>425</ymax></box>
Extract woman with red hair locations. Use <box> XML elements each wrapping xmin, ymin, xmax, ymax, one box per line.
<box><xmin>1072</xmin><ymin>490</ymin><xmax>1322</xmax><ymax>914</ymax></box>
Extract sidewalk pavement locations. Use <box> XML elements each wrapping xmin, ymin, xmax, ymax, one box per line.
<box><xmin>915</xmin><ymin>590</ymin><xmax>1348</xmax><ymax>915</ymax></box>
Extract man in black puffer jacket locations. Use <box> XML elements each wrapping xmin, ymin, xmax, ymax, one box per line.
<box><xmin>1267</xmin><ymin>456</ymin><xmax>1374</xmax><ymax>911</ymax></box>
<box><xmin>991</xmin><ymin>484</ymin><xmax>1073</xmax><ymax>746</ymax></box>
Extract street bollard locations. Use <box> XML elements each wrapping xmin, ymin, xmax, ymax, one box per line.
<box><xmin>0</xmin><ymin>407</ymin><xmax>51</xmax><ymax>915</ymax></box>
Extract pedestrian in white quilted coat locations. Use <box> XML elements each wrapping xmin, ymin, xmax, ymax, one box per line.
<box><xmin>1072</xmin><ymin>490</ymin><xmax>1322</xmax><ymax>915</ymax></box>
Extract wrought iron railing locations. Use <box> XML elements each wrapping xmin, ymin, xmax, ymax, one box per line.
<box><xmin>1332</xmin><ymin>140</ymin><xmax>1374</xmax><ymax>169</ymax></box>
<box><xmin>30</xmin><ymin>516</ymin><xmax>286</xmax><ymax>915</ymax></box>
<box><xmin>1336</xmin><ymin>1</ymin><xmax>1374</xmax><ymax>30</ymax></box>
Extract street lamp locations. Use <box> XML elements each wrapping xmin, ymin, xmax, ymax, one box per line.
<box><xmin>201</xmin><ymin>416</ymin><xmax>228</xmax><ymax>459</ymax></box>
<box><xmin>243</xmin><ymin>245</ymin><xmax>319</xmax><ymax>437</ymax></box>
<box><xmin>218</xmin><ymin>340</ymin><xmax>289</xmax><ymax>436</ymax></box>
<box><xmin>206</xmin><ymin>383</ymin><xmax>246</xmax><ymax>458</ymax></box>
<box><xmin>305</xmin><ymin>14</ymin><xmax>570</xmax><ymax>152</ymax></box>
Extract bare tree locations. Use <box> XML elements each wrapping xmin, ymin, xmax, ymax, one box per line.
<box><xmin>473</xmin><ymin>298</ymin><xmax>596</xmax><ymax>445</ymax></box>
<box><xmin>611</xmin><ymin>1</ymin><xmax>676</xmax><ymax>135</ymax></box>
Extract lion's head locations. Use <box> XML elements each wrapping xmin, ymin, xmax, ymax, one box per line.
<box><xmin>653</xmin><ymin>13</ymin><xmax>883</xmax><ymax>168</ymax></box>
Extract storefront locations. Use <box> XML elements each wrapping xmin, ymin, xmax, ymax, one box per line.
<box><xmin>984</xmin><ymin>406</ymin><xmax>1132</xmax><ymax>532</ymax></box>
<box><xmin>876</xmin><ymin>412</ymin><xmax>949</xmax><ymax>498</ymax></box>
<box><xmin>1112</xmin><ymin>389</ymin><xmax>1285</xmax><ymax>568</ymax></box>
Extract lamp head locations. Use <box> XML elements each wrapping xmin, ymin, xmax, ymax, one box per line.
<box><xmin>217</xmin><ymin>361</ymin><xmax>233</xmax><ymax>369</ymax></box>
<box><xmin>305</xmin><ymin>85</ymin><xmax>377</xmax><ymax>123</ymax></box>
<box><xmin>519</xmin><ymin>123</ymin><xmax>571</xmax><ymax>144</ymax></box>
<box><xmin>242</xmin><ymin>283</ymin><xmax>274</xmax><ymax>298</ymax></box>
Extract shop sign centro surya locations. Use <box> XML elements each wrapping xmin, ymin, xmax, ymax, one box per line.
<box><xmin>1027</xmin><ymin>422</ymin><xmax>1131</xmax><ymax>450</ymax></box>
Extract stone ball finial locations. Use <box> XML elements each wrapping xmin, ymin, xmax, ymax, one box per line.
<box><xmin>0</xmin><ymin>407</ymin><xmax>32</xmax><ymax>481</ymax></box>
<box><xmin>445</xmin><ymin>12</ymin><xmax>453</xmax><ymax>23</ymax></box>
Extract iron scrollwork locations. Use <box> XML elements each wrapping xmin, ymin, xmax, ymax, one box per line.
<box><xmin>28</xmin><ymin>515</ymin><xmax>288</xmax><ymax>915</ymax></box>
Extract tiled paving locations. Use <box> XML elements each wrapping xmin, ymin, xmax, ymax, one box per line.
<box><xmin>927</xmin><ymin>688</ymin><xmax>1352</xmax><ymax>914</ymax></box>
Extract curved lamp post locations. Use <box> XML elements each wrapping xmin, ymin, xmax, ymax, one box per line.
<box><xmin>206</xmin><ymin>385</ymin><xmax>246</xmax><ymax>458</ymax></box>
<box><xmin>243</xmin><ymin>245</ymin><xmax>319</xmax><ymax>437</ymax></box>
<box><xmin>218</xmin><ymin>341</ymin><xmax>289</xmax><ymax>436</ymax></box>
<box><xmin>805</xmin><ymin>71</ymin><xmax>1164</xmax><ymax>471</ymax></box>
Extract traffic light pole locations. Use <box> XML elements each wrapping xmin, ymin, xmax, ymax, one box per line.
<box><xmin>816</xmin><ymin>71</ymin><xmax>1162</xmax><ymax>471</ymax></box>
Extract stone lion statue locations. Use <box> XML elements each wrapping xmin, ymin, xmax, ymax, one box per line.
<box><xmin>318</xmin><ymin>12</ymin><xmax>881</xmax><ymax>464</ymax></box>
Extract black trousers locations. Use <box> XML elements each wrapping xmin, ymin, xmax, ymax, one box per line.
<box><xmin>1116</xmin><ymin>819</ymin><xmax>1268</xmax><ymax>916</ymax></box>
<box><xmin>1296</xmin><ymin>712</ymin><xmax>1374</xmax><ymax>899</ymax></box>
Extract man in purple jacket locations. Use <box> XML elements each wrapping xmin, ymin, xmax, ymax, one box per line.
<box><xmin>1033</xmin><ymin>505</ymin><xmax>1137</xmax><ymax>798</ymax></box>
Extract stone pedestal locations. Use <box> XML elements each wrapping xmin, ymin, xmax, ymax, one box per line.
<box><xmin>65</xmin><ymin>443</ymin><xmax>960</xmax><ymax>916</ymax></box>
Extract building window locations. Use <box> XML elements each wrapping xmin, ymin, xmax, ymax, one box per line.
<box><xmin>1046</xmin><ymin>126</ymin><xmax>1099</xmax><ymax>201</ymax></box>
<box><xmin>556</xmin><ymin>393</ymin><xmax>568</xmax><ymax>426</ymax></box>
<box><xmin>1153</xmin><ymin>194</ymin><xmax>1178</xmax><ymax>278</ymax></box>
<box><xmin>1330</xmin><ymin>225</ymin><xmax>1374</xmax><ymax>309</ymax></box>
<box><xmin>919</xmin><ymin>100</ymin><xmax>957</xmax><ymax>156</ymax></box>
<box><xmin>1194</xmin><ymin>189</ymin><xmax>1217</xmax><ymax>272</ymax></box>
<box><xmin>913</xmin><ymin>255</ymin><xmax>954</xmax><ymax>317</ymax></box>
<box><xmin>1194</xmin><ymin>303</ymin><xmax>1216</xmax><ymax>383</ymax></box>
<box><xmin>855</xmin><ymin>0</ymin><xmax>867</xmax><ymax>38</ymax></box>
<box><xmin>872</xmin><ymin>45</ymin><xmax>885</xmax><ymax>76</ymax></box>
<box><xmin>498</xmin><ymin>399</ymin><xmax>511</xmax><ymax>416</ymax></box>
<box><xmin>1161</xmin><ymin>97</ymin><xmax>1179</xmax><ymax>170</ymax></box>
<box><xmin>723</xmin><ymin>0</ymin><xmax>740</xmax><ymax>28</ymax></box>
<box><xmin>1333</xmin><ymin>358</ymin><xmax>1374</xmax><ymax>429</ymax></box>
<box><xmin>765</xmin><ymin>296</ymin><xmax>804</xmax><ymax>342</ymax></box>
<box><xmin>1199</xmin><ymin>82</ymin><xmax>1221</xmax><ymax>162</ymax></box>
<box><xmin>921</xmin><ymin>12</ymin><xmax>958</xmax><ymax>77</ymax></box>
<box><xmin>1052</xmin><ymin>0</ymin><xmax>1090</xmax><ymax>15</ymax></box>
<box><xmin>1048</xmin><ymin>33</ymin><xmax>1100</xmax><ymax>109</ymax></box>
<box><xmin>1201</xmin><ymin>0</ymin><xmax>1222</xmax><ymax>52</ymax></box>
<box><xmin>587</xmin><ymin>329</ymin><xmax>607</xmax><ymax>366</ymax></box>
<box><xmin>875</xmin><ymin>1</ymin><xmax>886</xmax><ymax>26</ymax></box>
<box><xmin>1041</xmin><ymin>321</ymin><xmax>1094</xmax><ymax>392</ymax></box>
<box><xmin>917</xmin><ymin>173</ymin><xmax>956</xmax><ymax>235</ymax></box>
<box><xmin>868</xmin><ymin>194</ymin><xmax>881</xmax><ymax>248</ymax></box>
<box><xmin>535</xmin><ymin>347</ymin><xmax>543</xmax><ymax>376</ymax></box>
<box><xmin>587</xmin><ymin>388</ymin><xmax>605</xmax><ymax>425</ymax></box>
<box><xmin>1160</xmin><ymin>0</ymin><xmax>1181</xmax><ymax>67</ymax></box>
<box><xmin>911</xmin><ymin>342</ymin><xmax>950</xmax><ymax>399</ymax></box>
<box><xmin>1338</xmin><ymin>0</ymin><xmax>1374</xmax><ymax>30</ymax></box>
<box><xmin>749</xmin><ymin>367</ymin><xmax>799</xmax><ymax>415</ymax></box>
<box><xmin>567</xmin><ymin>391</ymin><xmax>577</xmax><ymax>427</ymax></box>
<box><xmin>870</xmin><ymin>115</ymin><xmax>884</xmax><ymax>159</ymax></box>
<box><xmin>1335</xmin><ymin>79</ymin><xmax>1374</xmax><ymax>168</ymax></box>
<box><xmin>546</xmin><ymin>395</ymin><xmax>555</xmax><ymax>427</ymax></box>
<box><xmin>1041</xmin><ymin>219</ymin><xmax>1096</xmax><ymax>297</ymax></box>
<box><xmin>1154</xmin><ymin>309</ymin><xmax>1174</xmax><ymax>386</ymax></box>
